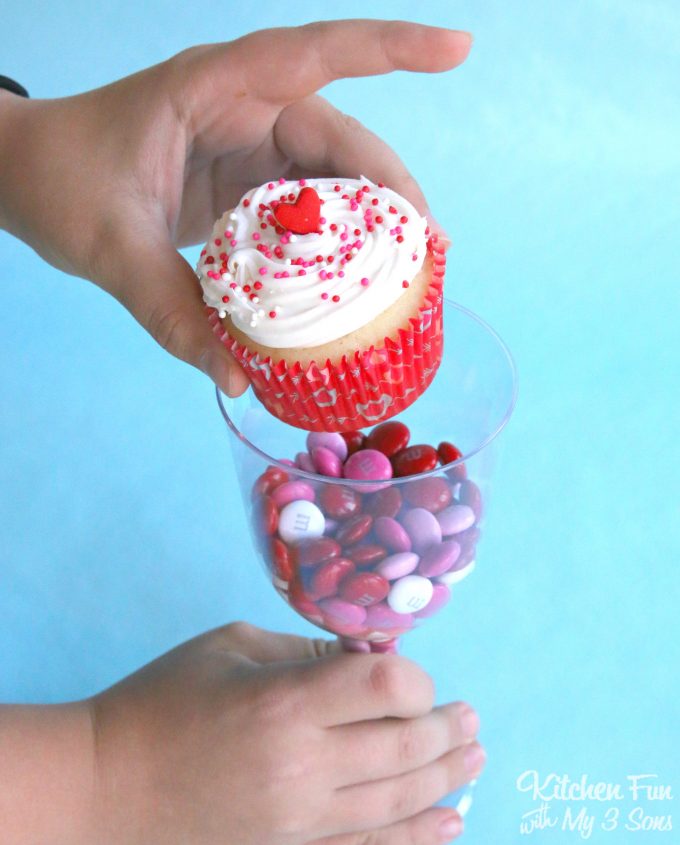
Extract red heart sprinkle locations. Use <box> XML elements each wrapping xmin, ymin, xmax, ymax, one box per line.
<box><xmin>273</xmin><ymin>187</ymin><xmax>321</xmax><ymax>235</ymax></box>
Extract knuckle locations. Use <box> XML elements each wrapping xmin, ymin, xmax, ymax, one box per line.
<box><xmin>147</xmin><ymin>303</ymin><xmax>188</xmax><ymax>357</ymax></box>
<box><xmin>396</xmin><ymin>721</ymin><xmax>423</xmax><ymax>768</ymax></box>
<box><xmin>368</xmin><ymin>656</ymin><xmax>405</xmax><ymax>702</ymax></box>
<box><xmin>337</xmin><ymin>110</ymin><xmax>366</xmax><ymax>137</ymax></box>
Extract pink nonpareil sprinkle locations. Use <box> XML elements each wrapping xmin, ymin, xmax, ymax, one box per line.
<box><xmin>337</xmin><ymin>270</ymin><xmax>345</xmax><ymax>278</ymax></box>
<box><xmin>299</xmin><ymin>178</ymin><xmax>307</xmax><ymax>186</ymax></box>
<box><xmin>252</xmin><ymin>233</ymin><xmax>260</xmax><ymax>241</ymax></box>
<box><xmin>230</xmin><ymin>239</ymin><xmax>237</xmax><ymax>247</ymax></box>
<box><xmin>321</xmin><ymin>292</ymin><xmax>329</xmax><ymax>300</ymax></box>
<box><xmin>340</xmin><ymin>232</ymin><xmax>349</xmax><ymax>241</ymax></box>
<box><xmin>361</xmin><ymin>277</ymin><xmax>369</xmax><ymax>286</ymax></box>
<box><xmin>258</xmin><ymin>267</ymin><xmax>268</xmax><ymax>275</ymax></box>
<box><xmin>278</xmin><ymin>177</ymin><xmax>286</xmax><ymax>185</ymax></box>
<box><xmin>319</xmin><ymin>270</ymin><xmax>328</xmax><ymax>280</ymax></box>
<box><xmin>350</xmin><ymin>201</ymin><xmax>359</xmax><ymax>211</ymax></box>
<box><xmin>298</xmin><ymin>269</ymin><xmax>306</xmax><ymax>276</ymax></box>
<box><xmin>319</xmin><ymin>216</ymin><xmax>326</xmax><ymax>224</ymax></box>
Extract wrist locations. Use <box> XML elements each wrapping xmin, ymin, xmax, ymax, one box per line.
<box><xmin>0</xmin><ymin>701</ymin><xmax>98</xmax><ymax>845</ymax></box>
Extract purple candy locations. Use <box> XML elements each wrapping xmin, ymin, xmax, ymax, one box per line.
<box><xmin>374</xmin><ymin>516</ymin><xmax>412</xmax><ymax>553</ymax></box>
<box><xmin>343</xmin><ymin>449</ymin><xmax>393</xmax><ymax>492</ymax></box>
<box><xmin>271</xmin><ymin>480</ymin><xmax>315</xmax><ymax>508</ymax></box>
<box><xmin>340</xmin><ymin>637</ymin><xmax>371</xmax><ymax>653</ymax></box>
<box><xmin>414</xmin><ymin>583</ymin><xmax>451</xmax><ymax>618</ymax></box>
<box><xmin>318</xmin><ymin>597</ymin><xmax>367</xmax><ymax>626</ymax></box>
<box><xmin>418</xmin><ymin>540</ymin><xmax>461</xmax><ymax>577</ymax></box>
<box><xmin>375</xmin><ymin>552</ymin><xmax>420</xmax><ymax>580</ymax></box>
<box><xmin>365</xmin><ymin>602</ymin><xmax>414</xmax><ymax>633</ymax></box>
<box><xmin>311</xmin><ymin>446</ymin><xmax>343</xmax><ymax>478</ymax></box>
<box><xmin>295</xmin><ymin>451</ymin><xmax>316</xmax><ymax>474</ymax></box>
<box><xmin>324</xmin><ymin>517</ymin><xmax>339</xmax><ymax>535</ymax></box>
<box><xmin>306</xmin><ymin>432</ymin><xmax>349</xmax><ymax>462</ymax></box>
<box><xmin>437</xmin><ymin>504</ymin><xmax>476</xmax><ymax>536</ymax></box>
<box><xmin>401</xmin><ymin>507</ymin><xmax>442</xmax><ymax>554</ymax></box>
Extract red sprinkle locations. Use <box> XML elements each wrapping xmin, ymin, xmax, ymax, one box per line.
<box><xmin>389</xmin><ymin>206</ymin><xmax>397</xmax><ymax>214</ymax></box>
<box><xmin>221</xmin><ymin>295</ymin><xmax>230</xmax><ymax>302</ymax></box>
<box><xmin>396</xmin><ymin>235</ymin><xmax>404</xmax><ymax>243</ymax></box>
<box><xmin>268</xmin><ymin>311</ymin><xmax>277</xmax><ymax>318</ymax></box>
<box><xmin>243</xmin><ymin>199</ymin><xmax>250</xmax><ymax>207</ymax></box>
<box><xmin>332</xmin><ymin>295</ymin><xmax>340</xmax><ymax>302</ymax></box>
<box><xmin>400</xmin><ymin>216</ymin><xmax>408</xmax><ymax>223</ymax></box>
<box><xmin>402</xmin><ymin>280</ymin><xmax>409</xmax><ymax>288</ymax></box>
<box><xmin>375</xmin><ymin>215</ymin><xmax>383</xmax><ymax>224</ymax></box>
<box><xmin>334</xmin><ymin>185</ymin><xmax>341</xmax><ymax>192</ymax></box>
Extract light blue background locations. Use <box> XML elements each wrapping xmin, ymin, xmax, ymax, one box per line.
<box><xmin>1</xmin><ymin>2</ymin><xmax>678</xmax><ymax>842</ymax></box>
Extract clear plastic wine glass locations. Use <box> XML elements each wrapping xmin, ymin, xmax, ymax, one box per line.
<box><xmin>217</xmin><ymin>299</ymin><xmax>517</xmax><ymax>817</ymax></box>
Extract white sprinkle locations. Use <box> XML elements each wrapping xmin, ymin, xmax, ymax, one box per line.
<box><xmin>229</xmin><ymin>212</ymin><xmax>237</xmax><ymax>220</ymax></box>
<box><xmin>351</xmin><ymin>247</ymin><xmax>359</xmax><ymax>255</ymax></box>
<box><xmin>221</xmin><ymin>273</ymin><xmax>232</xmax><ymax>281</ymax></box>
<box><xmin>274</xmin><ymin>305</ymin><xmax>281</xmax><ymax>312</ymax></box>
<box><xmin>257</xmin><ymin>309</ymin><xmax>265</xmax><ymax>317</ymax></box>
<box><xmin>286</xmin><ymin>259</ymin><xmax>292</xmax><ymax>264</ymax></box>
<box><xmin>252</xmin><ymin>296</ymin><xmax>260</xmax><ymax>304</ymax></box>
<box><xmin>289</xmin><ymin>234</ymin><xmax>298</xmax><ymax>243</ymax></box>
<box><xmin>218</xmin><ymin>310</ymin><xmax>226</xmax><ymax>318</ymax></box>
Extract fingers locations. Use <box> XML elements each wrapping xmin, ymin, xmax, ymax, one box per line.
<box><xmin>291</xmin><ymin>652</ymin><xmax>435</xmax><ymax>726</ymax></box>
<box><xmin>328</xmin><ymin>702</ymin><xmax>479</xmax><ymax>787</ymax></box>
<box><xmin>109</xmin><ymin>230</ymin><xmax>249</xmax><ymax>397</ymax></box>
<box><xmin>231</xmin><ymin>20</ymin><xmax>472</xmax><ymax>104</ymax></box>
<box><xmin>213</xmin><ymin>621</ymin><xmax>342</xmax><ymax>663</ymax></box>
<box><xmin>330</xmin><ymin>742</ymin><xmax>485</xmax><ymax>833</ymax></box>
<box><xmin>313</xmin><ymin>807</ymin><xmax>463</xmax><ymax>845</ymax></box>
<box><xmin>275</xmin><ymin>95</ymin><xmax>430</xmax><ymax>216</ymax></box>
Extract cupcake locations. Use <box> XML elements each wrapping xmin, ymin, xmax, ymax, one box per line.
<box><xmin>198</xmin><ymin>177</ymin><xmax>445</xmax><ymax>431</ymax></box>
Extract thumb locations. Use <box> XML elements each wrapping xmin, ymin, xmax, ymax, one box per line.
<box><xmin>107</xmin><ymin>231</ymin><xmax>249</xmax><ymax>396</ymax></box>
<box><xmin>212</xmin><ymin>621</ymin><xmax>342</xmax><ymax>664</ymax></box>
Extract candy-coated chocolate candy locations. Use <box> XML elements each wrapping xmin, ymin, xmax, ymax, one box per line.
<box><xmin>457</xmin><ymin>526</ymin><xmax>481</xmax><ymax>551</ymax></box>
<box><xmin>458</xmin><ymin>480</ymin><xmax>483</xmax><ymax>519</ymax></box>
<box><xmin>387</xmin><ymin>574</ymin><xmax>434</xmax><ymax>614</ymax></box>
<box><xmin>306</xmin><ymin>432</ymin><xmax>348</xmax><ymax>461</ymax></box>
<box><xmin>403</xmin><ymin>477</ymin><xmax>452</xmax><ymax>513</ymax></box>
<box><xmin>318</xmin><ymin>597</ymin><xmax>367</xmax><ymax>626</ymax></box>
<box><xmin>365</xmin><ymin>421</ymin><xmax>410</xmax><ymax>457</ymax></box>
<box><xmin>343</xmin><ymin>449</ymin><xmax>393</xmax><ymax>492</ymax></box>
<box><xmin>436</xmin><ymin>504</ymin><xmax>476</xmax><ymax>536</ymax></box>
<box><xmin>437</xmin><ymin>441</ymin><xmax>463</xmax><ymax>465</ymax></box>
<box><xmin>418</xmin><ymin>540</ymin><xmax>461</xmax><ymax>578</ymax></box>
<box><xmin>335</xmin><ymin>514</ymin><xmax>373</xmax><ymax>546</ymax></box>
<box><xmin>278</xmin><ymin>500</ymin><xmax>325</xmax><ymax>543</ymax></box>
<box><xmin>414</xmin><ymin>583</ymin><xmax>451</xmax><ymax>618</ymax></box>
<box><xmin>295</xmin><ymin>451</ymin><xmax>316</xmax><ymax>474</ymax></box>
<box><xmin>391</xmin><ymin>444</ymin><xmax>438</xmax><ymax>477</ymax></box>
<box><xmin>375</xmin><ymin>552</ymin><xmax>419</xmax><ymax>580</ymax></box>
<box><xmin>340</xmin><ymin>572</ymin><xmax>390</xmax><ymax>606</ymax></box>
<box><xmin>341</xmin><ymin>638</ymin><xmax>372</xmax><ymax>653</ymax></box>
<box><xmin>318</xmin><ymin>485</ymin><xmax>362</xmax><ymax>520</ymax></box>
<box><xmin>370</xmin><ymin>639</ymin><xmax>399</xmax><ymax>653</ymax></box>
<box><xmin>373</xmin><ymin>516</ymin><xmax>412</xmax><ymax>553</ymax></box>
<box><xmin>309</xmin><ymin>558</ymin><xmax>355</xmax><ymax>600</ymax></box>
<box><xmin>271</xmin><ymin>480</ymin><xmax>316</xmax><ymax>509</ymax></box>
<box><xmin>255</xmin><ymin>495</ymin><xmax>278</xmax><ymax>536</ymax></box>
<box><xmin>252</xmin><ymin>467</ymin><xmax>290</xmax><ymax>498</ymax></box>
<box><xmin>288</xmin><ymin>578</ymin><xmax>324</xmax><ymax>624</ymax></box>
<box><xmin>346</xmin><ymin>543</ymin><xmax>387</xmax><ymax>567</ymax></box>
<box><xmin>324</xmin><ymin>517</ymin><xmax>339</xmax><ymax>535</ymax></box>
<box><xmin>365</xmin><ymin>486</ymin><xmax>402</xmax><ymax>519</ymax></box>
<box><xmin>437</xmin><ymin>558</ymin><xmax>476</xmax><ymax>585</ymax></box>
<box><xmin>402</xmin><ymin>507</ymin><xmax>442</xmax><ymax>554</ymax></box>
<box><xmin>311</xmin><ymin>446</ymin><xmax>343</xmax><ymax>478</ymax></box>
<box><xmin>294</xmin><ymin>537</ymin><xmax>341</xmax><ymax>567</ymax></box>
<box><xmin>340</xmin><ymin>430</ymin><xmax>366</xmax><ymax>456</ymax></box>
<box><xmin>278</xmin><ymin>458</ymin><xmax>296</xmax><ymax>467</ymax></box>
<box><xmin>271</xmin><ymin>537</ymin><xmax>293</xmax><ymax>580</ymax></box>
<box><xmin>365</xmin><ymin>602</ymin><xmax>414</xmax><ymax>633</ymax></box>
<box><xmin>446</xmin><ymin>463</ymin><xmax>468</xmax><ymax>483</ymax></box>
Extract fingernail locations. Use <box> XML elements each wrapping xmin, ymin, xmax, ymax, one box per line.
<box><xmin>464</xmin><ymin>743</ymin><xmax>486</xmax><ymax>775</ymax></box>
<box><xmin>439</xmin><ymin>812</ymin><xmax>463</xmax><ymax>840</ymax></box>
<box><xmin>459</xmin><ymin>704</ymin><xmax>480</xmax><ymax>740</ymax></box>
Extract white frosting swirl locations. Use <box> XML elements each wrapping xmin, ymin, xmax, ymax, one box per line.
<box><xmin>197</xmin><ymin>177</ymin><xmax>427</xmax><ymax>349</ymax></box>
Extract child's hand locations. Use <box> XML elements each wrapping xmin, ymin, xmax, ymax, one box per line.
<box><xmin>0</xmin><ymin>21</ymin><xmax>471</xmax><ymax>396</ymax></box>
<box><xmin>89</xmin><ymin>622</ymin><xmax>483</xmax><ymax>844</ymax></box>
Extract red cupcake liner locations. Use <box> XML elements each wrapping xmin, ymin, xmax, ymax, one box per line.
<box><xmin>208</xmin><ymin>236</ymin><xmax>446</xmax><ymax>432</ymax></box>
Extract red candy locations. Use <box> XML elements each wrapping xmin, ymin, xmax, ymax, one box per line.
<box><xmin>365</xmin><ymin>421</ymin><xmax>410</xmax><ymax>457</ymax></box>
<box><xmin>289</xmin><ymin>578</ymin><xmax>324</xmax><ymax>624</ymax></box>
<box><xmin>270</xmin><ymin>538</ymin><xmax>292</xmax><ymax>581</ymax></box>
<box><xmin>391</xmin><ymin>444</ymin><xmax>439</xmax><ymax>477</ymax></box>
<box><xmin>309</xmin><ymin>558</ymin><xmax>355</xmax><ymax>600</ymax></box>
<box><xmin>340</xmin><ymin>430</ymin><xmax>366</xmax><ymax>456</ymax></box>
<box><xmin>252</xmin><ymin>466</ymin><xmax>289</xmax><ymax>498</ymax></box>
<box><xmin>403</xmin><ymin>477</ymin><xmax>453</xmax><ymax>513</ymax></box>
<box><xmin>319</xmin><ymin>485</ymin><xmax>362</xmax><ymax>520</ymax></box>
<box><xmin>335</xmin><ymin>514</ymin><xmax>373</xmax><ymax>546</ymax></box>
<box><xmin>346</xmin><ymin>543</ymin><xmax>387</xmax><ymax>567</ymax></box>
<box><xmin>273</xmin><ymin>187</ymin><xmax>321</xmax><ymax>234</ymax></box>
<box><xmin>365</xmin><ymin>486</ymin><xmax>402</xmax><ymax>519</ymax></box>
<box><xmin>294</xmin><ymin>537</ymin><xmax>341</xmax><ymax>567</ymax></box>
<box><xmin>437</xmin><ymin>441</ymin><xmax>464</xmax><ymax>465</ymax></box>
<box><xmin>437</xmin><ymin>441</ymin><xmax>467</xmax><ymax>481</ymax></box>
<box><xmin>340</xmin><ymin>572</ymin><xmax>390</xmax><ymax>606</ymax></box>
<box><xmin>256</xmin><ymin>496</ymin><xmax>278</xmax><ymax>535</ymax></box>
